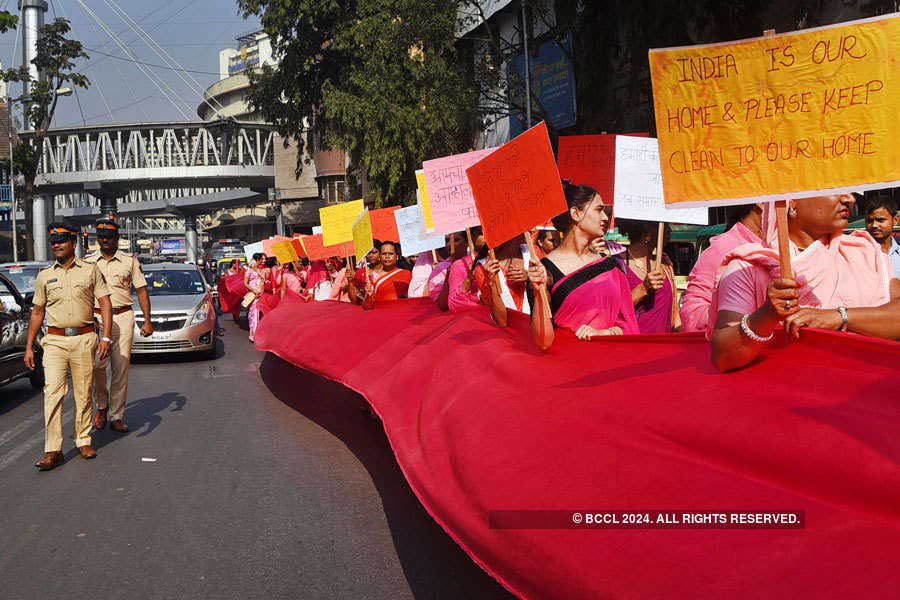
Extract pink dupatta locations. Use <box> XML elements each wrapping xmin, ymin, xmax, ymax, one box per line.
<box><xmin>708</xmin><ymin>203</ymin><xmax>893</xmax><ymax>337</ymax></box>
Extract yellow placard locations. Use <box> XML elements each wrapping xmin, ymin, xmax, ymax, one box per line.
<box><xmin>352</xmin><ymin>210</ymin><xmax>374</xmax><ymax>264</ymax></box>
<box><xmin>649</xmin><ymin>14</ymin><xmax>900</xmax><ymax>207</ymax></box>
<box><xmin>271</xmin><ymin>240</ymin><xmax>298</xmax><ymax>264</ymax></box>
<box><xmin>415</xmin><ymin>169</ymin><xmax>434</xmax><ymax>231</ymax></box>
<box><xmin>319</xmin><ymin>199</ymin><xmax>365</xmax><ymax>246</ymax></box>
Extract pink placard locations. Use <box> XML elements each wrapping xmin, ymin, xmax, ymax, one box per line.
<box><xmin>422</xmin><ymin>148</ymin><xmax>496</xmax><ymax>234</ymax></box>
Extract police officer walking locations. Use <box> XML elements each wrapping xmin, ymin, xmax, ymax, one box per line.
<box><xmin>89</xmin><ymin>218</ymin><xmax>153</xmax><ymax>433</ymax></box>
<box><xmin>24</xmin><ymin>222</ymin><xmax>113</xmax><ymax>471</ymax></box>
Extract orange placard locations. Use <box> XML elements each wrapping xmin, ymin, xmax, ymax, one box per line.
<box><xmin>291</xmin><ymin>238</ymin><xmax>307</xmax><ymax>259</ymax></box>
<box><xmin>369</xmin><ymin>207</ymin><xmax>401</xmax><ymax>242</ymax></box>
<box><xmin>302</xmin><ymin>234</ymin><xmax>354</xmax><ymax>261</ymax></box>
<box><xmin>466</xmin><ymin>122</ymin><xmax>568</xmax><ymax>248</ymax></box>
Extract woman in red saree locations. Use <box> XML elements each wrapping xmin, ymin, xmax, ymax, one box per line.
<box><xmin>363</xmin><ymin>241</ymin><xmax>412</xmax><ymax>309</ymax></box>
<box><xmin>527</xmin><ymin>181</ymin><xmax>639</xmax><ymax>350</ymax></box>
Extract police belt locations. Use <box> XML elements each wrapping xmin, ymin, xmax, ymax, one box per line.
<box><xmin>93</xmin><ymin>306</ymin><xmax>133</xmax><ymax>315</ymax></box>
<box><xmin>47</xmin><ymin>325</ymin><xmax>95</xmax><ymax>336</ymax></box>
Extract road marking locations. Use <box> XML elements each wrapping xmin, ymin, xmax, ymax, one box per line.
<box><xmin>0</xmin><ymin>406</ymin><xmax>74</xmax><ymax>472</ymax></box>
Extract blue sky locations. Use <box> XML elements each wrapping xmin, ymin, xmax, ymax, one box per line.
<box><xmin>0</xmin><ymin>0</ymin><xmax>262</xmax><ymax>127</ymax></box>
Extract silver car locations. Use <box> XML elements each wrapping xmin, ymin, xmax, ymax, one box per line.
<box><xmin>131</xmin><ymin>263</ymin><xmax>217</xmax><ymax>358</ymax></box>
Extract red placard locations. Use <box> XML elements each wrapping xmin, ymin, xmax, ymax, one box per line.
<box><xmin>302</xmin><ymin>234</ymin><xmax>354</xmax><ymax>261</ymax></box>
<box><xmin>556</xmin><ymin>133</ymin><xmax>648</xmax><ymax>205</ymax></box>
<box><xmin>291</xmin><ymin>238</ymin><xmax>307</xmax><ymax>259</ymax></box>
<box><xmin>369</xmin><ymin>207</ymin><xmax>401</xmax><ymax>242</ymax></box>
<box><xmin>466</xmin><ymin>122</ymin><xmax>567</xmax><ymax>248</ymax></box>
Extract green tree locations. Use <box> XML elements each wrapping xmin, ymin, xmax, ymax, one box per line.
<box><xmin>238</xmin><ymin>0</ymin><xmax>480</xmax><ymax>207</ymax></box>
<box><xmin>1</xmin><ymin>17</ymin><xmax>89</xmax><ymax>259</ymax></box>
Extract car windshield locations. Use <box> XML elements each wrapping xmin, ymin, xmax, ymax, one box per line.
<box><xmin>1</xmin><ymin>267</ymin><xmax>41</xmax><ymax>293</ymax></box>
<box><xmin>144</xmin><ymin>269</ymin><xmax>206</xmax><ymax>296</ymax></box>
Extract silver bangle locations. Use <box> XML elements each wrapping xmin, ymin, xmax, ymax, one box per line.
<box><xmin>740</xmin><ymin>313</ymin><xmax>774</xmax><ymax>342</ymax></box>
<box><xmin>837</xmin><ymin>306</ymin><xmax>849</xmax><ymax>331</ymax></box>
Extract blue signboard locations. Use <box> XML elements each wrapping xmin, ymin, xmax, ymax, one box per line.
<box><xmin>508</xmin><ymin>34</ymin><xmax>577</xmax><ymax>139</ymax></box>
<box><xmin>160</xmin><ymin>238</ymin><xmax>186</xmax><ymax>255</ymax></box>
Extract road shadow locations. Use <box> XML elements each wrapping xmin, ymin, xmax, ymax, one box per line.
<box><xmin>259</xmin><ymin>352</ymin><xmax>514</xmax><ymax>600</ymax></box>
<box><xmin>92</xmin><ymin>391</ymin><xmax>188</xmax><ymax>449</ymax></box>
<box><xmin>0</xmin><ymin>379</ymin><xmax>41</xmax><ymax>416</ymax></box>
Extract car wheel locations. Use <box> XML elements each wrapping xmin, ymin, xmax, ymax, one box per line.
<box><xmin>204</xmin><ymin>343</ymin><xmax>217</xmax><ymax>360</ymax></box>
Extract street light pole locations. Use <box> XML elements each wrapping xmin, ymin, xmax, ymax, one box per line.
<box><xmin>7</xmin><ymin>96</ymin><xmax>17</xmax><ymax>262</ymax></box>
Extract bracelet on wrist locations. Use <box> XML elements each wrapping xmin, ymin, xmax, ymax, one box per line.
<box><xmin>837</xmin><ymin>306</ymin><xmax>849</xmax><ymax>331</ymax></box>
<box><xmin>740</xmin><ymin>313</ymin><xmax>774</xmax><ymax>343</ymax></box>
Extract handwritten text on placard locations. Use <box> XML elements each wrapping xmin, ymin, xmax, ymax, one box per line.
<box><xmin>423</xmin><ymin>148</ymin><xmax>495</xmax><ymax>234</ymax></box>
<box><xmin>467</xmin><ymin>122</ymin><xmax>567</xmax><ymax>248</ymax></box>
<box><xmin>649</xmin><ymin>14</ymin><xmax>900</xmax><ymax>206</ymax></box>
<box><xmin>613</xmin><ymin>136</ymin><xmax>708</xmax><ymax>225</ymax></box>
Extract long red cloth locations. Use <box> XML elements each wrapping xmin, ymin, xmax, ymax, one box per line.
<box><xmin>216</xmin><ymin>272</ymin><xmax>247</xmax><ymax>318</ymax></box>
<box><xmin>256</xmin><ymin>296</ymin><xmax>900</xmax><ymax>599</ymax></box>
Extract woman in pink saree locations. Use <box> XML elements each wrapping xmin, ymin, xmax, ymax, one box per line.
<box><xmin>710</xmin><ymin>195</ymin><xmax>900</xmax><ymax>372</ymax></box>
<box><xmin>244</xmin><ymin>253</ymin><xmax>268</xmax><ymax>342</ymax></box>
<box><xmin>527</xmin><ymin>181</ymin><xmax>638</xmax><ymax>350</ymax></box>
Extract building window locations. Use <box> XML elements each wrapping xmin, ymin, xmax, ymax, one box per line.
<box><xmin>319</xmin><ymin>176</ymin><xmax>347</xmax><ymax>204</ymax></box>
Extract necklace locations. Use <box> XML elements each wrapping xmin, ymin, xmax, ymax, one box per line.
<box><xmin>626</xmin><ymin>248</ymin><xmax>650</xmax><ymax>275</ymax></box>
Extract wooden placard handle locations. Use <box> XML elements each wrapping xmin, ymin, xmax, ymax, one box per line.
<box><xmin>654</xmin><ymin>222</ymin><xmax>665</xmax><ymax>272</ymax></box>
<box><xmin>763</xmin><ymin>28</ymin><xmax>794</xmax><ymax>281</ymax></box>
<box><xmin>524</xmin><ymin>232</ymin><xmax>553</xmax><ymax>326</ymax></box>
<box><xmin>465</xmin><ymin>228</ymin><xmax>476</xmax><ymax>259</ymax></box>
<box><xmin>487</xmin><ymin>248</ymin><xmax>502</xmax><ymax>296</ymax></box>
<box><xmin>774</xmin><ymin>201</ymin><xmax>793</xmax><ymax>280</ymax></box>
<box><xmin>431</xmin><ymin>248</ymin><xmax>438</xmax><ymax>264</ymax></box>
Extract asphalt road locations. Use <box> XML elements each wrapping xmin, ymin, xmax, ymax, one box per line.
<box><xmin>0</xmin><ymin>314</ymin><xmax>514</xmax><ymax>600</ymax></box>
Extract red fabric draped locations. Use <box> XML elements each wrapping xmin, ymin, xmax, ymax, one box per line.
<box><xmin>216</xmin><ymin>272</ymin><xmax>247</xmax><ymax>318</ymax></box>
<box><xmin>255</xmin><ymin>296</ymin><xmax>900</xmax><ymax>600</ymax></box>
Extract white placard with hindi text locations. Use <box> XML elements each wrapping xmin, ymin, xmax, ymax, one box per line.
<box><xmin>613</xmin><ymin>136</ymin><xmax>708</xmax><ymax>225</ymax></box>
<box><xmin>395</xmin><ymin>198</ymin><xmax>446</xmax><ymax>257</ymax></box>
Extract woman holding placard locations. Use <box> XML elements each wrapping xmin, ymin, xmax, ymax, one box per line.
<box><xmin>447</xmin><ymin>227</ymin><xmax>489</xmax><ymax>312</ymax></box>
<box><xmin>362</xmin><ymin>241</ymin><xmax>412</xmax><ymax>309</ymax></box>
<box><xmin>526</xmin><ymin>181</ymin><xmax>638</xmax><ymax>350</ymax></box>
<box><xmin>710</xmin><ymin>195</ymin><xmax>900</xmax><ymax>372</ymax></box>
<box><xmin>617</xmin><ymin>219</ymin><xmax>682</xmax><ymax>333</ymax></box>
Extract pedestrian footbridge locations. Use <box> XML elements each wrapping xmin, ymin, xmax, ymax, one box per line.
<box><xmin>23</xmin><ymin>119</ymin><xmax>275</xmax><ymax>212</ymax></box>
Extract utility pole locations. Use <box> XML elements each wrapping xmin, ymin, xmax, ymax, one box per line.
<box><xmin>20</xmin><ymin>0</ymin><xmax>50</xmax><ymax>260</ymax></box>
<box><xmin>521</xmin><ymin>0</ymin><xmax>532</xmax><ymax>129</ymax></box>
<box><xmin>7</xmin><ymin>96</ymin><xmax>16</xmax><ymax>261</ymax></box>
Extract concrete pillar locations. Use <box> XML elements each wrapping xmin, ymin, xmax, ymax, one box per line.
<box><xmin>32</xmin><ymin>194</ymin><xmax>47</xmax><ymax>260</ymax></box>
<box><xmin>274</xmin><ymin>198</ymin><xmax>284</xmax><ymax>236</ymax></box>
<box><xmin>19</xmin><ymin>0</ymin><xmax>48</xmax><ymax>132</ymax></box>
<box><xmin>185</xmin><ymin>215</ymin><xmax>198</xmax><ymax>264</ymax></box>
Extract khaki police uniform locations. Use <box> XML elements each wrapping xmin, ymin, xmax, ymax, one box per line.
<box><xmin>33</xmin><ymin>259</ymin><xmax>110</xmax><ymax>452</ymax></box>
<box><xmin>88</xmin><ymin>250</ymin><xmax>147</xmax><ymax>422</ymax></box>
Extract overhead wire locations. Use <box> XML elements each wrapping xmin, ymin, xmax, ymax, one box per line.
<box><xmin>70</xmin><ymin>0</ymin><xmax>149</xmax><ymax>122</ymax></box>
<box><xmin>99</xmin><ymin>0</ymin><xmax>229</xmax><ymax>117</ymax></box>
<box><xmin>83</xmin><ymin>46</ymin><xmax>221</xmax><ymax>75</ymax></box>
<box><xmin>49</xmin><ymin>0</ymin><xmax>91</xmax><ymax>125</ymax></box>
<box><xmin>76</xmin><ymin>0</ymin><xmax>193</xmax><ymax>120</ymax></box>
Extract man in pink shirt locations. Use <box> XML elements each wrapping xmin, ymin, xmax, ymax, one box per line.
<box><xmin>680</xmin><ymin>204</ymin><xmax>763</xmax><ymax>332</ymax></box>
